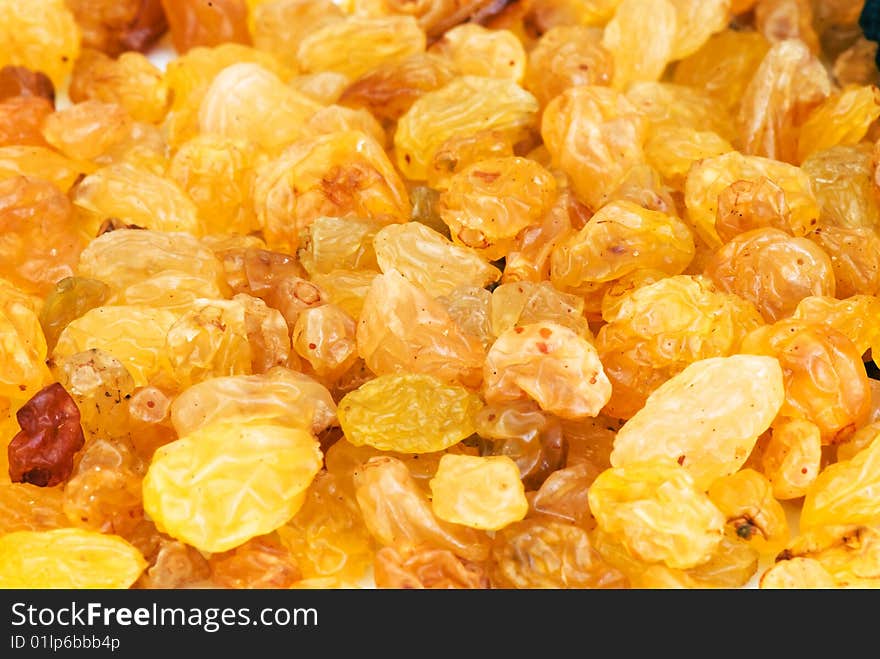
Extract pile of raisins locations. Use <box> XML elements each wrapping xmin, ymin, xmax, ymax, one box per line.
<box><xmin>1</xmin><ymin>0</ymin><xmax>880</xmax><ymax>589</ymax></box>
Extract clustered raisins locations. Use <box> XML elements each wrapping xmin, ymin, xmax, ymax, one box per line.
<box><xmin>1</xmin><ymin>0</ymin><xmax>880</xmax><ymax>590</ymax></box>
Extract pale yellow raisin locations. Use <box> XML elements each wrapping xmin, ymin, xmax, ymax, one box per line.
<box><xmin>611</xmin><ymin>355</ymin><xmax>785</xmax><ymax>490</ymax></box>
<box><xmin>394</xmin><ymin>76</ymin><xmax>538</xmax><ymax>181</ymax></box>
<box><xmin>0</xmin><ymin>528</ymin><xmax>145</xmax><ymax>588</ymax></box>
<box><xmin>170</xmin><ymin>367</ymin><xmax>337</xmax><ymax>438</ymax></box>
<box><xmin>338</xmin><ymin>373</ymin><xmax>483</xmax><ymax>453</ymax></box>
<box><xmin>484</xmin><ymin>322</ymin><xmax>612</xmax><ymax>419</ymax></box>
<box><xmin>800</xmin><ymin>434</ymin><xmax>880</xmax><ymax>530</ymax></box>
<box><xmin>588</xmin><ymin>461</ymin><xmax>726</xmax><ymax>569</ymax></box>
<box><xmin>429</xmin><ymin>454</ymin><xmax>528</xmax><ymax>531</ymax></box>
<box><xmin>142</xmin><ymin>420</ymin><xmax>322</xmax><ymax>553</ymax></box>
<box><xmin>52</xmin><ymin>305</ymin><xmax>178</xmax><ymax>388</ymax></box>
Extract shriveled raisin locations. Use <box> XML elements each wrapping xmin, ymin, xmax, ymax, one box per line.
<box><xmin>374</xmin><ymin>545</ymin><xmax>489</xmax><ymax>589</ymax></box>
<box><xmin>7</xmin><ymin>382</ymin><xmax>85</xmax><ymax>487</ymax></box>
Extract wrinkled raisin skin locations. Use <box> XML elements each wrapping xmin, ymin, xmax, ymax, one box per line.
<box><xmin>8</xmin><ymin>382</ymin><xmax>86</xmax><ymax>487</ymax></box>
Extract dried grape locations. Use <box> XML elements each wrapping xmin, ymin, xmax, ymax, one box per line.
<box><xmin>429</xmin><ymin>454</ymin><xmax>528</xmax><ymax>531</ymax></box>
<box><xmin>0</xmin><ymin>0</ymin><xmax>875</xmax><ymax>591</ymax></box>
<box><xmin>484</xmin><ymin>322</ymin><xmax>612</xmax><ymax>419</ymax></box>
<box><xmin>142</xmin><ymin>420</ymin><xmax>322</xmax><ymax>553</ymax></box>
<box><xmin>338</xmin><ymin>373</ymin><xmax>482</xmax><ymax>453</ymax></box>
<box><xmin>588</xmin><ymin>460</ymin><xmax>726</xmax><ymax>569</ymax></box>
<box><xmin>0</xmin><ymin>528</ymin><xmax>146</xmax><ymax>588</ymax></box>
<box><xmin>611</xmin><ymin>355</ymin><xmax>785</xmax><ymax>490</ymax></box>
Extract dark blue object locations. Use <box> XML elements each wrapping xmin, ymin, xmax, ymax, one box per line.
<box><xmin>861</xmin><ymin>0</ymin><xmax>880</xmax><ymax>69</ymax></box>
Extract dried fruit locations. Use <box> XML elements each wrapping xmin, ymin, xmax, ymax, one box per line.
<box><xmin>7</xmin><ymin>383</ymin><xmax>85</xmax><ymax>487</ymax></box>
<box><xmin>142</xmin><ymin>420</ymin><xmax>322</xmax><ymax>553</ymax></box>
<box><xmin>476</xmin><ymin>400</ymin><xmax>567</xmax><ymax>490</ymax></box>
<box><xmin>740</xmin><ymin>320</ymin><xmax>871</xmax><ymax>443</ymax></box>
<box><xmin>51</xmin><ymin>348</ymin><xmax>136</xmax><ymax>439</ymax></box>
<box><xmin>706</xmin><ymin>468</ymin><xmax>790</xmax><ymax>554</ymax></box>
<box><xmin>611</xmin><ymin>355</ymin><xmax>785</xmax><ymax>490</ymax></box>
<box><xmin>251</xmin><ymin>0</ymin><xmax>343</xmax><ymax>72</ymax></box>
<box><xmin>73</xmin><ymin>164</ymin><xmax>203</xmax><ymax>236</ymax></box>
<box><xmin>524</xmin><ymin>26</ymin><xmax>612</xmax><ymax>109</ymax></box>
<box><xmin>209</xmin><ymin>534</ymin><xmax>302</xmax><ymax>589</ymax></box>
<box><xmin>800</xmin><ymin>436</ymin><xmax>880</xmax><ymax>530</ymax></box>
<box><xmin>491</xmin><ymin>517</ymin><xmax>629</xmax><ymax>589</ymax></box>
<box><xmin>796</xmin><ymin>84</ymin><xmax>880</xmax><ymax>162</ymax></box>
<box><xmin>0</xmin><ymin>528</ymin><xmax>146</xmax><ymax>588</ymax></box>
<box><xmin>0</xmin><ymin>97</ymin><xmax>53</xmax><ymax>148</ymax></box>
<box><xmin>338</xmin><ymin>373</ymin><xmax>482</xmax><ymax>453</ymax></box>
<box><xmin>0</xmin><ymin>482</ymin><xmax>67</xmax><ymax>533</ymax></box>
<box><xmin>352</xmin><ymin>456</ymin><xmax>491</xmax><ymax>561</ymax></box>
<box><xmin>755</xmin><ymin>0</ymin><xmax>820</xmax><ymax>53</ymax></box>
<box><xmin>429</xmin><ymin>454</ymin><xmax>528</xmax><ymax>530</ymax></box>
<box><xmin>596</xmin><ymin>275</ymin><xmax>765</xmax><ymax>419</ymax></box>
<box><xmin>374</xmin><ymin>545</ymin><xmax>489</xmax><ymax>589</ymax></box>
<box><xmin>668</xmin><ymin>0</ymin><xmax>732</xmax><ymax>60</ymax></box>
<box><xmin>801</xmin><ymin>143</ymin><xmax>879</xmax><ymax>230</ymax></box>
<box><xmin>588</xmin><ymin>460</ymin><xmax>726</xmax><ymax>569</ymax></box>
<box><xmin>170</xmin><ymin>367</ymin><xmax>336</xmax><ymax>438</ymax></box>
<box><xmin>673</xmin><ymin>29</ymin><xmax>771</xmax><ymax>113</ymax></box>
<box><xmin>163</xmin><ymin>295</ymin><xmax>290</xmax><ymax>389</ymax></box>
<box><xmin>484</xmin><ymin>322</ymin><xmax>612</xmax><ymax>419</ymax></box>
<box><xmin>429</xmin><ymin>23</ymin><xmax>526</xmax><ymax>82</ymax></box>
<box><xmin>254</xmin><ymin>130</ymin><xmax>410</xmax><ymax>252</ymax></box>
<box><xmin>0</xmin><ymin>0</ymin><xmax>874</xmax><ymax>591</ymax></box>
<box><xmin>550</xmin><ymin>200</ymin><xmax>694</xmax><ymax>290</ymax></box>
<box><xmin>160</xmin><ymin>0</ymin><xmax>251</xmax><ymax>54</ymax></box>
<box><xmin>77</xmin><ymin>228</ymin><xmax>226</xmax><ymax>301</ymax></box>
<box><xmin>66</xmin><ymin>0</ymin><xmax>168</xmax><ymax>56</ymax></box>
<box><xmin>601</xmin><ymin>0</ymin><xmax>677</xmax><ymax>90</ymax></box>
<box><xmin>52</xmin><ymin>305</ymin><xmax>179</xmax><ymax>388</ymax></box>
<box><xmin>62</xmin><ymin>435</ymin><xmax>144</xmax><ymax>537</ymax></box>
<box><xmin>198</xmin><ymin>62</ymin><xmax>320</xmax><ymax>155</ymax></box>
<box><xmin>277</xmin><ymin>470</ymin><xmax>374</xmax><ymax>583</ymax></box>
<box><xmin>395</xmin><ymin>76</ymin><xmax>539</xmax><ymax>181</ymax></box>
<box><xmin>704</xmin><ymin>227</ymin><xmax>836</xmax><ymax>322</ymax></box>
<box><xmin>541</xmin><ymin>85</ymin><xmax>646</xmax><ymax>210</ymax></box>
<box><xmin>68</xmin><ymin>49</ymin><xmax>169</xmax><ymax>123</ymax></box>
<box><xmin>0</xmin><ymin>65</ymin><xmax>55</xmax><ymax>102</ymax></box>
<box><xmin>761</xmin><ymin>417</ymin><xmax>822</xmax><ymax>500</ymax></box>
<box><xmin>490</xmin><ymin>281</ymin><xmax>590</xmax><ymax>339</ymax></box>
<box><xmin>439</xmin><ymin>156</ymin><xmax>557</xmax><ymax>261</ymax></box>
<box><xmin>297</xmin><ymin>15</ymin><xmax>425</xmax><ymax>81</ymax></box>
<box><xmin>0</xmin><ymin>0</ymin><xmax>81</xmax><ymax>89</ymax></box>
<box><xmin>356</xmin><ymin>269</ymin><xmax>486</xmax><ymax>387</ymax></box>
<box><xmin>685</xmin><ymin>151</ymin><xmax>820</xmax><ymax>247</ymax></box>
<box><xmin>737</xmin><ymin>38</ymin><xmax>831</xmax><ymax>162</ymax></box>
<box><xmin>339</xmin><ymin>53</ymin><xmax>457</xmax><ymax>124</ymax></box>
<box><xmin>374</xmin><ymin>222</ymin><xmax>501</xmax><ymax>297</ymax></box>
<box><xmin>0</xmin><ymin>176</ymin><xmax>84</xmax><ymax>297</ymax></box>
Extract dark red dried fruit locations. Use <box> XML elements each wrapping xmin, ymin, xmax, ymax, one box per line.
<box><xmin>8</xmin><ymin>382</ymin><xmax>86</xmax><ymax>487</ymax></box>
<box><xmin>0</xmin><ymin>66</ymin><xmax>55</xmax><ymax>104</ymax></box>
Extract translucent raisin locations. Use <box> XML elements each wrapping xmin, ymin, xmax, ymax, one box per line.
<box><xmin>490</xmin><ymin>517</ymin><xmax>629</xmax><ymax>589</ymax></box>
<box><xmin>374</xmin><ymin>545</ymin><xmax>489</xmax><ymax>589</ymax></box>
<box><xmin>66</xmin><ymin>0</ymin><xmax>168</xmax><ymax>56</ymax></box>
<box><xmin>160</xmin><ymin>0</ymin><xmax>251</xmax><ymax>54</ymax></box>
